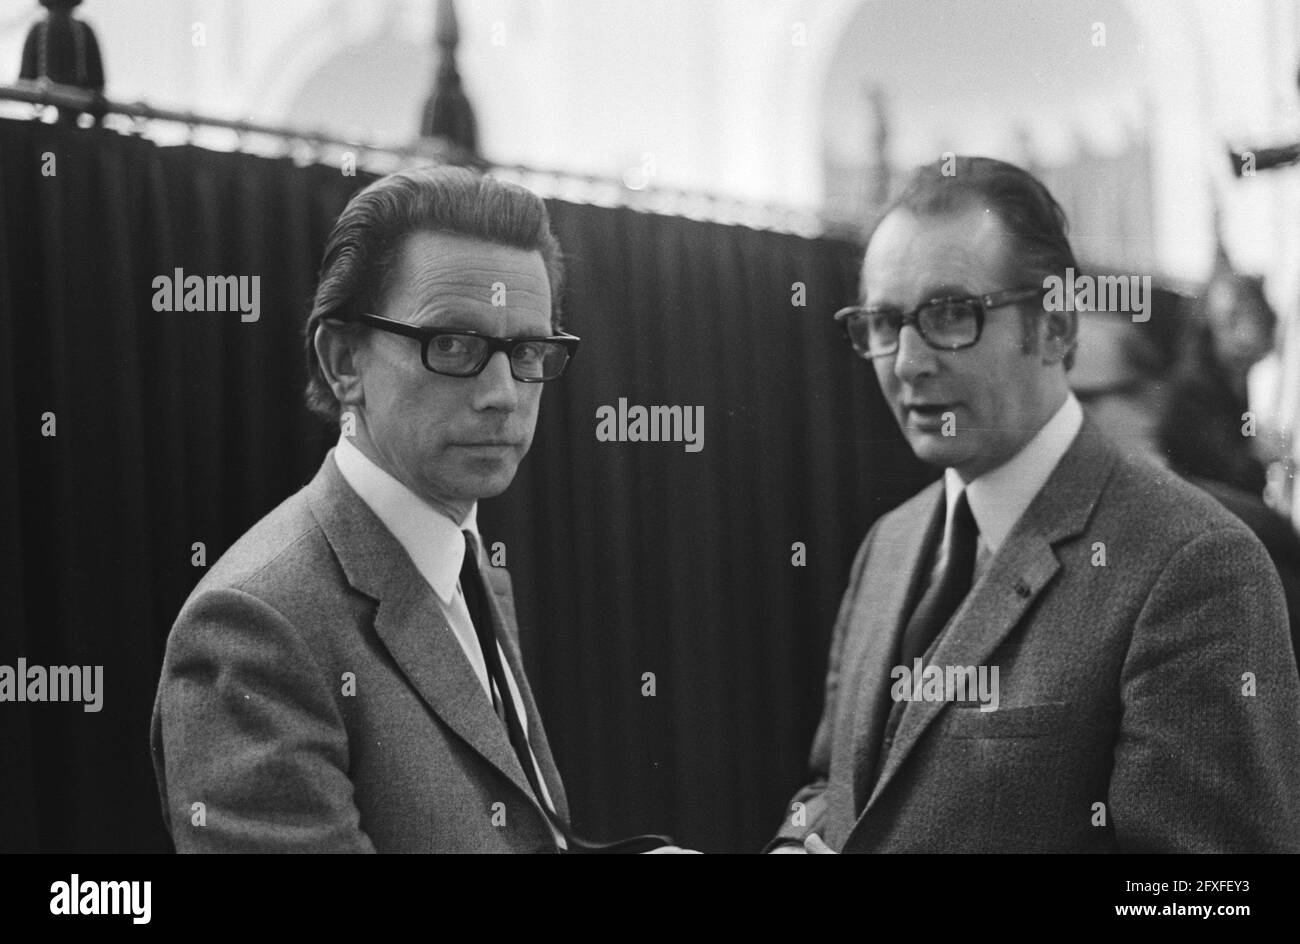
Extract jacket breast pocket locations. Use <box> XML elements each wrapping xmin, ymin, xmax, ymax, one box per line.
<box><xmin>941</xmin><ymin>702</ymin><xmax>1070</xmax><ymax>739</ymax></box>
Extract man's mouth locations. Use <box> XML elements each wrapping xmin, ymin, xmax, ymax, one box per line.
<box><xmin>903</xmin><ymin>402</ymin><xmax>956</xmax><ymax>417</ymax></box>
<box><xmin>901</xmin><ymin>403</ymin><xmax>959</xmax><ymax>431</ymax></box>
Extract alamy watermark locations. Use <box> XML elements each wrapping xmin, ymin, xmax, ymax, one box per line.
<box><xmin>151</xmin><ymin>268</ymin><xmax>260</xmax><ymax>322</ymax></box>
<box><xmin>0</xmin><ymin>659</ymin><xmax>103</xmax><ymax>712</ymax></box>
<box><xmin>1042</xmin><ymin>267</ymin><xmax>1151</xmax><ymax>323</ymax></box>
<box><xmin>50</xmin><ymin>875</ymin><xmax>150</xmax><ymax>924</ymax></box>
<box><xmin>890</xmin><ymin>659</ymin><xmax>1000</xmax><ymax>711</ymax></box>
<box><xmin>595</xmin><ymin>398</ymin><xmax>704</xmax><ymax>453</ymax></box>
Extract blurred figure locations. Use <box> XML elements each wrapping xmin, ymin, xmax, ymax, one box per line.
<box><xmin>1206</xmin><ymin>272</ymin><xmax>1277</xmax><ymax>387</ymax></box>
<box><xmin>1160</xmin><ymin>269</ymin><xmax>1277</xmax><ymax>496</ymax></box>
<box><xmin>1071</xmin><ymin>295</ymin><xmax>1300</xmax><ymax>674</ymax></box>
<box><xmin>18</xmin><ymin>0</ymin><xmax>106</xmax><ymax>126</ymax></box>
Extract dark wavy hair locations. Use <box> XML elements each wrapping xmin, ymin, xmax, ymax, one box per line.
<box><xmin>303</xmin><ymin>166</ymin><xmax>565</xmax><ymax>422</ymax></box>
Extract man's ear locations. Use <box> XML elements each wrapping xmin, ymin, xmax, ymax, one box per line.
<box><xmin>314</xmin><ymin>322</ymin><xmax>366</xmax><ymax>410</ymax></box>
<box><xmin>1040</xmin><ymin>308</ymin><xmax>1075</xmax><ymax>366</ymax></box>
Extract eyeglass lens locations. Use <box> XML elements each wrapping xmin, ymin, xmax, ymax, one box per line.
<box><xmin>849</xmin><ymin>300</ymin><xmax>981</xmax><ymax>355</ymax></box>
<box><xmin>426</xmin><ymin>334</ymin><xmax>571</xmax><ymax>380</ymax></box>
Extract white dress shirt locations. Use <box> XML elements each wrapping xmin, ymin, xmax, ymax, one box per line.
<box><xmin>333</xmin><ymin>434</ymin><xmax>560</xmax><ymax>823</ymax></box>
<box><xmin>943</xmin><ymin>393</ymin><xmax>1084</xmax><ymax>581</ymax></box>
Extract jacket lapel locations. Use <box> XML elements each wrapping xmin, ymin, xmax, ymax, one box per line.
<box><xmin>856</xmin><ymin>418</ymin><xmax>1119</xmax><ymax>819</ymax></box>
<box><xmin>847</xmin><ymin>481</ymin><xmax>946</xmax><ymax>813</ymax></box>
<box><xmin>305</xmin><ymin>451</ymin><xmax>539</xmax><ymax>806</ymax></box>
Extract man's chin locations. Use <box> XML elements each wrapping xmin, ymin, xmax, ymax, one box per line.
<box><xmin>421</xmin><ymin>460</ymin><xmax>521</xmax><ymax>509</ymax></box>
<box><xmin>454</xmin><ymin>461</ymin><xmax>521</xmax><ymax>499</ymax></box>
<box><xmin>469</xmin><ymin>478</ymin><xmax>514</xmax><ymax>499</ymax></box>
<box><xmin>904</xmin><ymin>430</ymin><xmax>968</xmax><ymax>470</ymax></box>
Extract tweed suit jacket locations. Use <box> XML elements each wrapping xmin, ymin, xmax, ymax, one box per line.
<box><xmin>773</xmin><ymin>417</ymin><xmax>1300</xmax><ymax>852</ymax></box>
<box><xmin>151</xmin><ymin>450</ymin><xmax>569</xmax><ymax>852</ymax></box>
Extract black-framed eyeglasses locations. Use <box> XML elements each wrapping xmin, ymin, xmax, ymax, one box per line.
<box><xmin>335</xmin><ymin>312</ymin><xmax>580</xmax><ymax>382</ymax></box>
<box><xmin>833</xmin><ymin>286</ymin><xmax>1043</xmax><ymax>359</ymax></box>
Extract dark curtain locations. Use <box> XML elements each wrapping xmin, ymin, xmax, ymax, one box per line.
<box><xmin>0</xmin><ymin>117</ymin><xmax>929</xmax><ymax>853</ymax></box>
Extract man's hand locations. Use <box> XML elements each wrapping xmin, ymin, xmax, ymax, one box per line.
<box><xmin>768</xmin><ymin>834</ymin><xmax>836</xmax><ymax>853</ymax></box>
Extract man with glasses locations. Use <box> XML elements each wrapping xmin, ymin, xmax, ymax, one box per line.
<box><xmin>770</xmin><ymin>156</ymin><xmax>1300</xmax><ymax>853</ymax></box>
<box><xmin>151</xmin><ymin>167</ymin><xmax>666</xmax><ymax>852</ymax></box>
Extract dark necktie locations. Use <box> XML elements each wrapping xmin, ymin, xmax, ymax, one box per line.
<box><xmin>460</xmin><ymin>531</ymin><xmax>549</xmax><ymax>806</ymax></box>
<box><xmin>459</xmin><ymin>531</ymin><xmax>674</xmax><ymax>854</ymax></box>
<box><xmin>866</xmin><ymin>492</ymin><xmax>980</xmax><ymax>801</ymax></box>
<box><xmin>898</xmin><ymin>490</ymin><xmax>979</xmax><ymax>668</ymax></box>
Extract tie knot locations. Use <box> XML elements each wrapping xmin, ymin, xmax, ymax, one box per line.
<box><xmin>459</xmin><ymin>530</ymin><xmax>491</xmax><ymax>637</ymax></box>
<box><xmin>460</xmin><ymin>531</ymin><xmax>486</xmax><ymax>603</ymax></box>
<box><xmin>951</xmin><ymin>490</ymin><xmax>977</xmax><ymax>538</ymax></box>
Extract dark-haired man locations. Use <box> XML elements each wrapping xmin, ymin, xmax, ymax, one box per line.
<box><xmin>152</xmin><ymin>167</ymin><xmax>607</xmax><ymax>852</ymax></box>
<box><xmin>771</xmin><ymin>156</ymin><xmax>1300</xmax><ymax>853</ymax></box>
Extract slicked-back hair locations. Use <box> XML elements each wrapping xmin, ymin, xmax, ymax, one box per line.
<box><xmin>878</xmin><ymin>155</ymin><xmax>1079</xmax><ymax>369</ymax></box>
<box><xmin>303</xmin><ymin>165</ymin><xmax>566</xmax><ymax>422</ymax></box>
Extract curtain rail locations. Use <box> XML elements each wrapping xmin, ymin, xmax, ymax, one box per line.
<box><xmin>0</xmin><ymin>79</ymin><xmax>845</xmax><ymax>240</ymax></box>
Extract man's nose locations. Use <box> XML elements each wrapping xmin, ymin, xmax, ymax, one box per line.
<box><xmin>893</xmin><ymin>324</ymin><xmax>937</xmax><ymax>384</ymax></box>
<box><xmin>472</xmin><ymin>350</ymin><xmax>520</xmax><ymax>411</ymax></box>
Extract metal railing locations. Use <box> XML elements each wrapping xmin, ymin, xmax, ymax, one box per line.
<box><xmin>0</xmin><ymin>79</ymin><xmax>846</xmax><ymax>240</ymax></box>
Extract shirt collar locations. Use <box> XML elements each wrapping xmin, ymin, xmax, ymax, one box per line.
<box><xmin>333</xmin><ymin>434</ymin><xmax>478</xmax><ymax>604</ymax></box>
<box><xmin>943</xmin><ymin>393</ymin><xmax>1083</xmax><ymax>554</ymax></box>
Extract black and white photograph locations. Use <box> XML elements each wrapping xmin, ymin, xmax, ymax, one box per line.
<box><xmin>1</xmin><ymin>0</ymin><xmax>1298</xmax><ymax>919</ymax></box>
